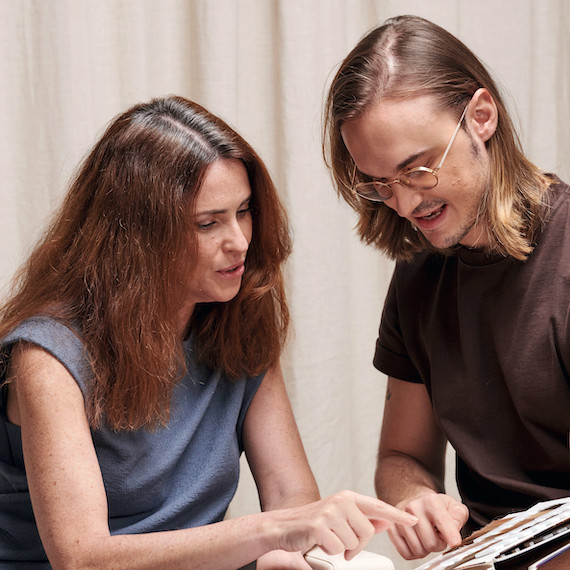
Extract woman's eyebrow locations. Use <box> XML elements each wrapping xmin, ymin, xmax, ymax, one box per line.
<box><xmin>196</xmin><ymin>195</ymin><xmax>251</xmax><ymax>217</ymax></box>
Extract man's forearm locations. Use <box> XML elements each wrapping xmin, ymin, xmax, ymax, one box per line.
<box><xmin>375</xmin><ymin>453</ymin><xmax>445</xmax><ymax>508</ymax></box>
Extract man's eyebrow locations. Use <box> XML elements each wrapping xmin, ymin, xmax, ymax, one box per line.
<box><xmin>358</xmin><ymin>147</ymin><xmax>437</xmax><ymax>180</ymax></box>
<box><xmin>195</xmin><ymin>195</ymin><xmax>251</xmax><ymax>217</ymax></box>
<box><xmin>395</xmin><ymin>146</ymin><xmax>436</xmax><ymax>172</ymax></box>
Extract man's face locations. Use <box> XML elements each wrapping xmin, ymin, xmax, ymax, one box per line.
<box><xmin>341</xmin><ymin>94</ymin><xmax>492</xmax><ymax>250</ymax></box>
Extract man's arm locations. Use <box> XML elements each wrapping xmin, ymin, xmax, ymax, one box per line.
<box><xmin>375</xmin><ymin>376</ymin><xmax>468</xmax><ymax>560</ymax></box>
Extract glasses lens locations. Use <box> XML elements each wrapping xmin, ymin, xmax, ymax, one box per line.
<box><xmin>400</xmin><ymin>168</ymin><xmax>438</xmax><ymax>190</ymax></box>
<box><xmin>356</xmin><ymin>181</ymin><xmax>392</xmax><ymax>202</ymax></box>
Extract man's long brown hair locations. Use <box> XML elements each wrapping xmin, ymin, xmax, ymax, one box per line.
<box><xmin>0</xmin><ymin>96</ymin><xmax>291</xmax><ymax>430</ymax></box>
<box><xmin>323</xmin><ymin>15</ymin><xmax>553</xmax><ymax>261</ymax></box>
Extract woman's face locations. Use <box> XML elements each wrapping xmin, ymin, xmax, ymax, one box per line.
<box><xmin>178</xmin><ymin>158</ymin><xmax>253</xmax><ymax>330</ymax></box>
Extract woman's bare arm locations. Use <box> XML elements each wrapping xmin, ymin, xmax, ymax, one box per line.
<box><xmin>10</xmin><ymin>346</ymin><xmax>416</xmax><ymax>569</ymax></box>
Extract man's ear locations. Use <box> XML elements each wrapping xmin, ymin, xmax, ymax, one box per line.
<box><xmin>468</xmin><ymin>87</ymin><xmax>498</xmax><ymax>143</ymax></box>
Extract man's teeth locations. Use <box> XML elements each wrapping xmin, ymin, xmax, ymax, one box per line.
<box><xmin>422</xmin><ymin>208</ymin><xmax>443</xmax><ymax>220</ymax></box>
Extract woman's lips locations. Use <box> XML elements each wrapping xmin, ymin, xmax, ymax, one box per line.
<box><xmin>217</xmin><ymin>263</ymin><xmax>245</xmax><ymax>279</ymax></box>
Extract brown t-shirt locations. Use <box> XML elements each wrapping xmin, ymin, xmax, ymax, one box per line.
<box><xmin>374</xmin><ymin>180</ymin><xmax>570</xmax><ymax>531</ymax></box>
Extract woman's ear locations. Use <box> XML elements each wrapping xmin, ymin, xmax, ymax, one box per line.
<box><xmin>468</xmin><ymin>87</ymin><xmax>498</xmax><ymax>143</ymax></box>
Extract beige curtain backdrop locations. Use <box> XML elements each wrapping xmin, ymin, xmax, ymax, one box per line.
<box><xmin>1</xmin><ymin>1</ymin><xmax>568</xmax><ymax>567</ymax></box>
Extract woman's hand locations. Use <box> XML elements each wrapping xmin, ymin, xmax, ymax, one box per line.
<box><xmin>271</xmin><ymin>490</ymin><xmax>417</xmax><ymax>560</ymax></box>
<box><xmin>256</xmin><ymin>549</ymin><xmax>312</xmax><ymax>569</ymax></box>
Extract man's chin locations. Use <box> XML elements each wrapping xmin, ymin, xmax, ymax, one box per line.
<box><xmin>422</xmin><ymin>224</ymin><xmax>477</xmax><ymax>250</ymax></box>
<box><xmin>422</xmin><ymin>232</ymin><xmax>461</xmax><ymax>250</ymax></box>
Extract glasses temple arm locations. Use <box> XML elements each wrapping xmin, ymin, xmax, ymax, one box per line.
<box><xmin>435</xmin><ymin>104</ymin><xmax>469</xmax><ymax>169</ymax></box>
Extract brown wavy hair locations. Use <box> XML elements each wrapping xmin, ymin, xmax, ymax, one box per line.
<box><xmin>323</xmin><ymin>15</ymin><xmax>553</xmax><ymax>261</ymax></box>
<box><xmin>0</xmin><ymin>96</ymin><xmax>291</xmax><ymax>430</ymax></box>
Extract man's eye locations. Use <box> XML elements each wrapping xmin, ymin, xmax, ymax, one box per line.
<box><xmin>405</xmin><ymin>170</ymin><xmax>426</xmax><ymax>180</ymax></box>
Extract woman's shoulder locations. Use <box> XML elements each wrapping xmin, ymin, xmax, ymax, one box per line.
<box><xmin>3</xmin><ymin>315</ymin><xmax>77</xmax><ymax>342</ymax></box>
<box><xmin>1</xmin><ymin>316</ymin><xmax>92</xmax><ymax>394</ymax></box>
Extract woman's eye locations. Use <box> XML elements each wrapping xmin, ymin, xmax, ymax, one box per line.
<box><xmin>197</xmin><ymin>221</ymin><xmax>215</xmax><ymax>230</ymax></box>
<box><xmin>237</xmin><ymin>207</ymin><xmax>251</xmax><ymax>217</ymax></box>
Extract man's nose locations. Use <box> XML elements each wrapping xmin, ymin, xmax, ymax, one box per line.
<box><xmin>384</xmin><ymin>186</ymin><xmax>424</xmax><ymax>219</ymax></box>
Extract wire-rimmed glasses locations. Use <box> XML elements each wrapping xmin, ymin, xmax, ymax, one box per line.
<box><xmin>350</xmin><ymin>103</ymin><xmax>469</xmax><ymax>203</ymax></box>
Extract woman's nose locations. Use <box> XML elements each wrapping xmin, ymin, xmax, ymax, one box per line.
<box><xmin>223</xmin><ymin>221</ymin><xmax>250</xmax><ymax>253</ymax></box>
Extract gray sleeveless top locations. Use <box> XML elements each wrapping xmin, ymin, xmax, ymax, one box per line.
<box><xmin>0</xmin><ymin>316</ymin><xmax>263</xmax><ymax>567</ymax></box>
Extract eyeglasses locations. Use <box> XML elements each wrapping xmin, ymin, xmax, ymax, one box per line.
<box><xmin>350</xmin><ymin>104</ymin><xmax>469</xmax><ymax>203</ymax></box>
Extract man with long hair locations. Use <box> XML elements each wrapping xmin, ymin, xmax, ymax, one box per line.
<box><xmin>323</xmin><ymin>15</ymin><xmax>570</xmax><ymax>561</ymax></box>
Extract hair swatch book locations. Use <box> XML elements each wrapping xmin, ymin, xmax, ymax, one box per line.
<box><xmin>414</xmin><ymin>498</ymin><xmax>570</xmax><ymax>570</ymax></box>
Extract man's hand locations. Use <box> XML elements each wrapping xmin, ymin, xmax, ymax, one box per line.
<box><xmin>387</xmin><ymin>492</ymin><xmax>468</xmax><ymax>560</ymax></box>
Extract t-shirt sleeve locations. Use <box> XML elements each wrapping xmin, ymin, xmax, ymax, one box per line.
<box><xmin>373</xmin><ymin>269</ymin><xmax>423</xmax><ymax>383</ymax></box>
<box><xmin>0</xmin><ymin>316</ymin><xmax>91</xmax><ymax>398</ymax></box>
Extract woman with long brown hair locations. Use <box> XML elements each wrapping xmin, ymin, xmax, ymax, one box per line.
<box><xmin>0</xmin><ymin>96</ymin><xmax>415</xmax><ymax>569</ymax></box>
